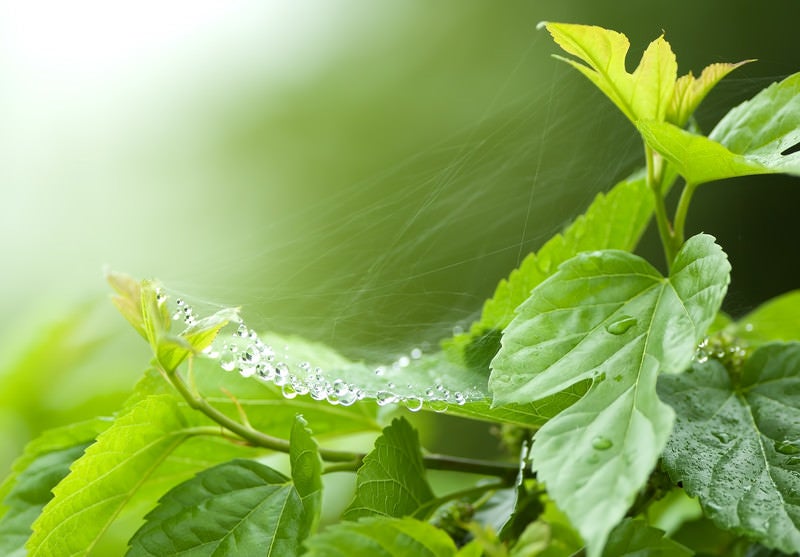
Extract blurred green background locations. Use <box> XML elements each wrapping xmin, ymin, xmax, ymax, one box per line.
<box><xmin>1</xmin><ymin>0</ymin><xmax>799</xmax><ymax>477</ymax></box>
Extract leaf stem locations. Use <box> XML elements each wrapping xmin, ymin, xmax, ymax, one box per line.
<box><xmin>672</xmin><ymin>181</ymin><xmax>697</xmax><ymax>248</ymax></box>
<box><xmin>165</xmin><ymin>359</ymin><xmax>524</xmax><ymax>480</ymax></box>
<box><xmin>646</xmin><ymin>145</ymin><xmax>677</xmax><ymax>268</ymax></box>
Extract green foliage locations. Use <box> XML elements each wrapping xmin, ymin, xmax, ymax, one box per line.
<box><xmin>491</xmin><ymin>234</ymin><xmax>729</xmax><ymax>555</ymax></box>
<box><xmin>344</xmin><ymin>417</ymin><xmax>435</xmax><ymax>520</ymax></box>
<box><xmin>659</xmin><ymin>343</ymin><xmax>800</xmax><ymax>553</ymax></box>
<box><xmin>6</xmin><ymin>20</ymin><xmax>800</xmax><ymax>557</ymax></box>
<box><xmin>127</xmin><ymin>459</ymin><xmax>310</xmax><ymax>556</ymax></box>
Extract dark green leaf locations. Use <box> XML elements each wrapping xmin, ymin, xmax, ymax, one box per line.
<box><xmin>291</xmin><ymin>415</ymin><xmax>323</xmax><ymax>535</ymax></box>
<box><xmin>601</xmin><ymin>518</ymin><xmax>692</xmax><ymax>556</ymax></box>
<box><xmin>0</xmin><ymin>443</ymin><xmax>89</xmax><ymax>557</ymax></box>
<box><xmin>491</xmin><ymin>234</ymin><xmax>730</xmax><ymax>556</ymax></box>
<box><xmin>26</xmin><ymin>395</ymin><xmax>189</xmax><ymax>556</ymax></box>
<box><xmin>304</xmin><ymin>516</ymin><xmax>458</xmax><ymax>557</ymax></box>
<box><xmin>639</xmin><ymin>72</ymin><xmax>800</xmax><ymax>185</ymax></box>
<box><xmin>658</xmin><ymin>342</ymin><xmax>800</xmax><ymax>553</ymax></box>
<box><xmin>127</xmin><ymin>459</ymin><xmax>307</xmax><ymax>557</ymax></box>
<box><xmin>344</xmin><ymin>418</ymin><xmax>435</xmax><ymax>520</ymax></box>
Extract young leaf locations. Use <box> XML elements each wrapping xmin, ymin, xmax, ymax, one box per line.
<box><xmin>127</xmin><ymin>459</ymin><xmax>308</xmax><ymax>557</ymax></box>
<box><xmin>541</xmin><ymin>22</ymin><xmax>676</xmax><ymax>123</ymax></box>
<box><xmin>26</xmin><ymin>395</ymin><xmax>189</xmax><ymax>557</ymax></box>
<box><xmin>601</xmin><ymin>518</ymin><xmax>692</xmax><ymax>556</ymax></box>
<box><xmin>107</xmin><ymin>270</ymin><xmax>147</xmax><ymax>339</ymax></box>
<box><xmin>732</xmin><ymin>290</ymin><xmax>800</xmax><ymax>345</ymax></box>
<box><xmin>639</xmin><ymin>72</ymin><xmax>800</xmax><ymax>185</ymax></box>
<box><xmin>447</xmin><ymin>173</ymin><xmax>654</xmax><ymax>368</ymax></box>
<box><xmin>343</xmin><ymin>417</ymin><xmax>435</xmax><ymax>520</ymax></box>
<box><xmin>667</xmin><ymin>61</ymin><xmax>752</xmax><ymax>127</ymax></box>
<box><xmin>290</xmin><ymin>415</ymin><xmax>323</xmax><ymax>535</ymax></box>
<box><xmin>490</xmin><ymin>234</ymin><xmax>730</xmax><ymax>556</ymax></box>
<box><xmin>0</xmin><ymin>443</ymin><xmax>89</xmax><ymax>557</ymax></box>
<box><xmin>304</xmin><ymin>516</ymin><xmax>458</xmax><ymax>557</ymax></box>
<box><xmin>658</xmin><ymin>342</ymin><xmax>800</xmax><ymax>554</ymax></box>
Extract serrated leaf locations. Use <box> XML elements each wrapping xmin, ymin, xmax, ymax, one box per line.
<box><xmin>108</xmin><ymin>270</ymin><xmax>147</xmax><ymax>339</ymax></box>
<box><xmin>344</xmin><ymin>417</ymin><xmax>435</xmax><ymax>520</ymax></box>
<box><xmin>0</xmin><ymin>443</ymin><xmax>89</xmax><ymax>557</ymax></box>
<box><xmin>447</xmin><ymin>173</ymin><xmax>654</xmax><ymax>368</ymax></box>
<box><xmin>667</xmin><ymin>61</ymin><xmax>752</xmax><ymax>127</ymax></box>
<box><xmin>0</xmin><ymin>418</ymin><xmax>109</xmax><ymax>519</ymax></box>
<box><xmin>304</xmin><ymin>516</ymin><xmax>458</xmax><ymax>557</ymax></box>
<box><xmin>732</xmin><ymin>290</ymin><xmax>800</xmax><ymax>345</ymax></box>
<box><xmin>291</xmin><ymin>415</ymin><xmax>323</xmax><ymax>535</ymax></box>
<box><xmin>27</xmin><ymin>395</ymin><xmax>189</xmax><ymax>556</ymax></box>
<box><xmin>490</xmin><ymin>234</ymin><xmax>730</xmax><ymax>556</ymax></box>
<box><xmin>181</xmin><ymin>308</ymin><xmax>240</xmax><ymax>354</ymax></box>
<box><xmin>542</xmin><ymin>22</ymin><xmax>676</xmax><ymax>123</ymax></box>
<box><xmin>639</xmin><ymin>72</ymin><xmax>800</xmax><ymax>185</ymax></box>
<box><xmin>601</xmin><ymin>518</ymin><xmax>692</xmax><ymax>556</ymax></box>
<box><xmin>658</xmin><ymin>342</ymin><xmax>800</xmax><ymax>553</ymax></box>
<box><xmin>127</xmin><ymin>459</ymin><xmax>308</xmax><ymax>557</ymax></box>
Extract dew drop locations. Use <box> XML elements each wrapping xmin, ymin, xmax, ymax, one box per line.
<box><xmin>592</xmin><ymin>436</ymin><xmax>613</xmax><ymax>450</ymax></box>
<box><xmin>338</xmin><ymin>389</ymin><xmax>358</xmax><ymax>407</ymax></box>
<box><xmin>403</xmin><ymin>397</ymin><xmax>424</xmax><ymax>412</ymax></box>
<box><xmin>429</xmin><ymin>399</ymin><xmax>448</xmax><ymax>413</ymax></box>
<box><xmin>605</xmin><ymin>316</ymin><xmax>637</xmax><ymax>335</ymax></box>
<box><xmin>257</xmin><ymin>363</ymin><xmax>276</xmax><ymax>381</ymax></box>
<box><xmin>453</xmin><ymin>392</ymin><xmax>466</xmax><ymax>406</ymax></box>
<box><xmin>398</xmin><ymin>356</ymin><xmax>410</xmax><ymax>368</ymax></box>
<box><xmin>425</xmin><ymin>388</ymin><xmax>435</xmax><ymax>398</ymax></box>
<box><xmin>281</xmin><ymin>383</ymin><xmax>298</xmax><ymax>399</ymax></box>
<box><xmin>376</xmin><ymin>391</ymin><xmax>398</xmax><ymax>406</ymax></box>
<box><xmin>410</xmin><ymin>348</ymin><xmax>422</xmax><ymax>360</ymax></box>
<box><xmin>374</xmin><ymin>366</ymin><xmax>386</xmax><ymax>376</ymax></box>
<box><xmin>743</xmin><ymin>323</ymin><xmax>754</xmax><ymax>332</ymax></box>
<box><xmin>694</xmin><ymin>350</ymin><xmax>709</xmax><ymax>364</ymax></box>
<box><xmin>235</xmin><ymin>324</ymin><xmax>249</xmax><ymax>338</ymax></box>
<box><xmin>274</xmin><ymin>363</ymin><xmax>290</xmax><ymax>386</ymax></box>
<box><xmin>776</xmin><ymin>439</ymin><xmax>800</xmax><ymax>455</ymax></box>
<box><xmin>220</xmin><ymin>350</ymin><xmax>236</xmax><ymax>372</ymax></box>
<box><xmin>712</xmin><ymin>431</ymin><xmax>732</xmax><ymax>444</ymax></box>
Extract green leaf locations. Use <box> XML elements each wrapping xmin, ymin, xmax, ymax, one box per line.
<box><xmin>26</xmin><ymin>395</ymin><xmax>190</xmax><ymax>557</ymax></box>
<box><xmin>731</xmin><ymin>290</ymin><xmax>800</xmax><ymax>345</ymax></box>
<box><xmin>639</xmin><ymin>72</ymin><xmax>800</xmax><ymax>185</ymax></box>
<box><xmin>447</xmin><ymin>173</ymin><xmax>654</xmax><ymax>368</ymax></box>
<box><xmin>601</xmin><ymin>518</ymin><xmax>692</xmax><ymax>556</ymax></box>
<box><xmin>344</xmin><ymin>417</ymin><xmax>435</xmax><ymax>520</ymax></box>
<box><xmin>304</xmin><ymin>516</ymin><xmax>458</xmax><ymax>557</ymax></box>
<box><xmin>667</xmin><ymin>61</ymin><xmax>752</xmax><ymax>127</ymax></box>
<box><xmin>491</xmin><ymin>234</ymin><xmax>730</xmax><ymax>556</ymax></box>
<box><xmin>182</xmin><ymin>308</ymin><xmax>241</xmax><ymax>354</ymax></box>
<box><xmin>291</xmin><ymin>415</ymin><xmax>323</xmax><ymax>535</ymax></box>
<box><xmin>107</xmin><ymin>270</ymin><xmax>147</xmax><ymax>340</ymax></box>
<box><xmin>0</xmin><ymin>418</ymin><xmax>109</xmax><ymax>519</ymax></box>
<box><xmin>658</xmin><ymin>342</ymin><xmax>800</xmax><ymax>554</ymax></box>
<box><xmin>0</xmin><ymin>443</ymin><xmax>89</xmax><ymax>557</ymax></box>
<box><xmin>541</xmin><ymin>22</ymin><xmax>676</xmax><ymax>123</ymax></box>
<box><xmin>127</xmin><ymin>459</ymin><xmax>308</xmax><ymax>557</ymax></box>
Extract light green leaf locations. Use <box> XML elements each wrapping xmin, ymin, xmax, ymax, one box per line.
<box><xmin>291</xmin><ymin>415</ymin><xmax>323</xmax><ymax>535</ymax></box>
<box><xmin>667</xmin><ymin>61</ymin><xmax>752</xmax><ymax>127</ymax></box>
<box><xmin>491</xmin><ymin>234</ymin><xmax>730</xmax><ymax>556</ymax></box>
<box><xmin>601</xmin><ymin>518</ymin><xmax>692</xmax><ymax>556</ymax></box>
<box><xmin>0</xmin><ymin>443</ymin><xmax>89</xmax><ymax>557</ymax></box>
<box><xmin>343</xmin><ymin>417</ymin><xmax>435</xmax><ymax>520</ymax></box>
<box><xmin>182</xmin><ymin>308</ymin><xmax>241</xmax><ymax>354</ymax></box>
<box><xmin>107</xmin><ymin>270</ymin><xmax>147</xmax><ymax>340</ymax></box>
<box><xmin>639</xmin><ymin>72</ymin><xmax>800</xmax><ymax>185</ymax></box>
<box><xmin>0</xmin><ymin>418</ymin><xmax>109</xmax><ymax>519</ymax></box>
<box><xmin>27</xmin><ymin>395</ymin><xmax>190</xmax><ymax>557</ymax></box>
<box><xmin>541</xmin><ymin>22</ymin><xmax>676</xmax><ymax>123</ymax></box>
<box><xmin>447</xmin><ymin>173</ymin><xmax>654</xmax><ymax>369</ymax></box>
<box><xmin>127</xmin><ymin>459</ymin><xmax>307</xmax><ymax>557</ymax></box>
<box><xmin>304</xmin><ymin>516</ymin><xmax>458</xmax><ymax>557</ymax></box>
<box><xmin>731</xmin><ymin>290</ymin><xmax>800</xmax><ymax>345</ymax></box>
<box><xmin>658</xmin><ymin>342</ymin><xmax>800</xmax><ymax>554</ymax></box>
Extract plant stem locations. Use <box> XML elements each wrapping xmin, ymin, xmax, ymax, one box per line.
<box><xmin>166</xmin><ymin>361</ymin><xmax>523</xmax><ymax>480</ymax></box>
<box><xmin>672</xmin><ymin>181</ymin><xmax>697</xmax><ymax>249</ymax></box>
<box><xmin>646</xmin><ymin>145</ymin><xmax>677</xmax><ymax>268</ymax></box>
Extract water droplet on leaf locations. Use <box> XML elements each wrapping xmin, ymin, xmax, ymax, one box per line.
<box><xmin>403</xmin><ymin>397</ymin><xmax>424</xmax><ymax>412</ymax></box>
<box><xmin>605</xmin><ymin>316</ymin><xmax>636</xmax><ymax>335</ymax></box>
<box><xmin>592</xmin><ymin>436</ymin><xmax>613</xmax><ymax>450</ymax></box>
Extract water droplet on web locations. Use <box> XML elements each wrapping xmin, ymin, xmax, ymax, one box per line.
<box><xmin>281</xmin><ymin>383</ymin><xmax>298</xmax><ymax>399</ymax></box>
<box><xmin>592</xmin><ymin>436</ymin><xmax>613</xmax><ymax>450</ymax></box>
<box><xmin>402</xmin><ymin>397</ymin><xmax>424</xmax><ymax>412</ymax></box>
<box><xmin>410</xmin><ymin>348</ymin><xmax>422</xmax><ymax>360</ymax></box>
<box><xmin>376</xmin><ymin>391</ymin><xmax>398</xmax><ymax>406</ymax></box>
<box><xmin>453</xmin><ymin>392</ymin><xmax>466</xmax><ymax>405</ymax></box>
<box><xmin>374</xmin><ymin>366</ymin><xmax>385</xmax><ymax>376</ymax></box>
<box><xmin>605</xmin><ymin>316</ymin><xmax>636</xmax><ymax>335</ymax></box>
<box><xmin>743</xmin><ymin>323</ymin><xmax>754</xmax><ymax>332</ymax></box>
<box><xmin>776</xmin><ymin>439</ymin><xmax>800</xmax><ymax>455</ymax></box>
<box><xmin>398</xmin><ymin>356</ymin><xmax>410</xmax><ymax>368</ymax></box>
<box><xmin>220</xmin><ymin>349</ymin><xmax>236</xmax><ymax>372</ymax></box>
<box><xmin>274</xmin><ymin>363</ymin><xmax>289</xmax><ymax>386</ymax></box>
<box><xmin>429</xmin><ymin>399</ymin><xmax>448</xmax><ymax>413</ymax></box>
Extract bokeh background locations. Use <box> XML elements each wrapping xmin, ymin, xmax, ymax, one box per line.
<box><xmin>2</xmin><ymin>0</ymin><xmax>799</xmax><ymax>489</ymax></box>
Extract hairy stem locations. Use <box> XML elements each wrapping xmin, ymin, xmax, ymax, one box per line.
<box><xmin>166</xmin><ymin>359</ymin><xmax>522</xmax><ymax>480</ymax></box>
